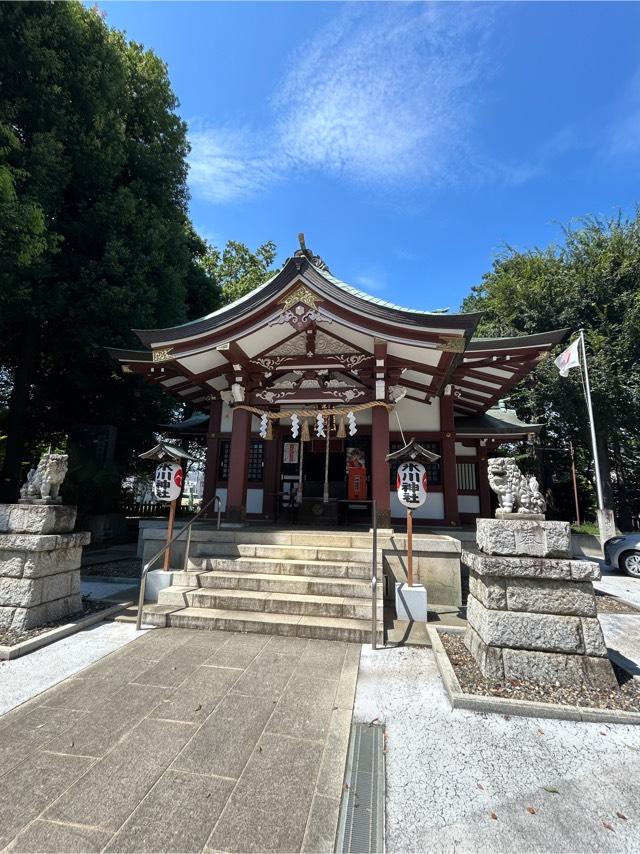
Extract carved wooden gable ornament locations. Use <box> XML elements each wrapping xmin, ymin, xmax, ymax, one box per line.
<box><xmin>273</xmin><ymin>285</ymin><xmax>323</xmax><ymax>332</ymax></box>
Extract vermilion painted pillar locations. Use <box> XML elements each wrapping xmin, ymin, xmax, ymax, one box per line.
<box><xmin>441</xmin><ymin>392</ymin><xmax>460</xmax><ymax>526</ymax></box>
<box><xmin>371</xmin><ymin>406</ymin><xmax>391</xmax><ymax>528</ymax></box>
<box><xmin>202</xmin><ymin>399</ymin><xmax>222</xmax><ymax>517</ymax></box>
<box><xmin>226</xmin><ymin>407</ymin><xmax>251</xmax><ymax>522</ymax></box>
<box><xmin>478</xmin><ymin>446</ymin><xmax>491</xmax><ymax>518</ymax></box>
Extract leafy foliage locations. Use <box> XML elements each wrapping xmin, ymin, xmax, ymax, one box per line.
<box><xmin>203</xmin><ymin>239</ymin><xmax>278</xmax><ymax>304</ymax></box>
<box><xmin>463</xmin><ymin>212</ymin><xmax>640</xmax><ymax>527</ymax></box>
<box><xmin>0</xmin><ymin>2</ymin><xmax>220</xmax><ymax>503</ymax></box>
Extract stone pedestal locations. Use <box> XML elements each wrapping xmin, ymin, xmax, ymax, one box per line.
<box><xmin>395</xmin><ymin>582</ymin><xmax>428</xmax><ymax>621</ymax></box>
<box><xmin>463</xmin><ymin>518</ymin><xmax>617</xmax><ymax>689</ymax></box>
<box><xmin>0</xmin><ymin>504</ymin><xmax>90</xmax><ymax>632</ymax></box>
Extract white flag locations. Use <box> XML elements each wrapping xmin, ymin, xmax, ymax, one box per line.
<box><xmin>554</xmin><ymin>338</ymin><xmax>581</xmax><ymax>377</ymax></box>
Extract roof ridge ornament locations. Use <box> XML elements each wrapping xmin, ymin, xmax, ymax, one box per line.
<box><xmin>294</xmin><ymin>232</ymin><xmax>330</xmax><ymax>273</ymax></box>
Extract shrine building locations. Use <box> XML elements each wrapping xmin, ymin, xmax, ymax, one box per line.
<box><xmin>109</xmin><ymin>238</ymin><xmax>566</xmax><ymax>528</ymax></box>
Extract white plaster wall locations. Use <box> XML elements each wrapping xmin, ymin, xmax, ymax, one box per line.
<box><xmin>455</xmin><ymin>442</ymin><xmax>476</xmax><ymax>456</ymax></box>
<box><xmin>219</xmin><ymin>402</ymin><xmax>260</xmax><ymax>433</ymax></box>
<box><xmin>393</xmin><ymin>397</ymin><xmax>440</xmax><ymax>432</ymax></box>
<box><xmin>458</xmin><ymin>495</ymin><xmax>480</xmax><ymax>513</ymax></box>
<box><xmin>213</xmin><ymin>487</ymin><xmax>227</xmax><ymax>511</ymax></box>
<box><xmin>390</xmin><ymin>491</ymin><xmax>444</xmax><ymax>519</ymax></box>
<box><xmin>220</xmin><ymin>401</ymin><xmax>233</xmax><ymax>432</ymax></box>
<box><xmin>210</xmin><ymin>487</ymin><xmax>263</xmax><ymax>514</ymax></box>
<box><xmin>247</xmin><ymin>488</ymin><xmax>264</xmax><ymax>514</ymax></box>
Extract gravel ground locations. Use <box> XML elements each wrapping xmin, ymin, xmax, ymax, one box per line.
<box><xmin>354</xmin><ymin>644</ymin><xmax>640</xmax><ymax>854</ymax></box>
<box><xmin>441</xmin><ymin>632</ymin><xmax>640</xmax><ymax>711</ymax></box>
<box><xmin>597</xmin><ymin>592</ymin><xmax>640</xmax><ymax>614</ymax></box>
<box><xmin>0</xmin><ymin>600</ymin><xmax>112</xmax><ymax>648</ymax></box>
<box><xmin>81</xmin><ymin>558</ymin><xmax>142</xmax><ymax>578</ymax></box>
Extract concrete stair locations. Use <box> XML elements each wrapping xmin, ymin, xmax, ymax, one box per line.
<box><xmin>142</xmin><ymin>532</ymin><xmax>383</xmax><ymax>644</ymax></box>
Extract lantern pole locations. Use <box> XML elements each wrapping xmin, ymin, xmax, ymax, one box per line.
<box><xmin>406</xmin><ymin>508</ymin><xmax>414</xmax><ymax>588</ymax></box>
<box><xmin>163</xmin><ymin>498</ymin><xmax>177</xmax><ymax>571</ymax></box>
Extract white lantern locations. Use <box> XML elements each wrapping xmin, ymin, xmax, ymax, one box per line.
<box><xmin>396</xmin><ymin>461</ymin><xmax>427</xmax><ymax>509</ymax></box>
<box><xmin>153</xmin><ymin>462</ymin><xmax>183</xmax><ymax>502</ymax></box>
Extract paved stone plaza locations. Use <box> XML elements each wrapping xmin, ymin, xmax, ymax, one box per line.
<box><xmin>0</xmin><ymin>630</ymin><xmax>359</xmax><ymax>853</ymax></box>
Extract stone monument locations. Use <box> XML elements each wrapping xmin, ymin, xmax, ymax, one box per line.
<box><xmin>0</xmin><ymin>453</ymin><xmax>90</xmax><ymax>632</ymax></box>
<box><xmin>463</xmin><ymin>457</ymin><xmax>617</xmax><ymax>689</ymax></box>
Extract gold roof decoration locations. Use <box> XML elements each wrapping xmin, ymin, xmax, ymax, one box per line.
<box><xmin>152</xmin><ymin>347</ymin><xmax>175</xmax><ymax>363</ymax></box>
<box><xmin>280</xmin><ymin>284</ymin><xmax>322</xmax><ymax>313</ymax></box>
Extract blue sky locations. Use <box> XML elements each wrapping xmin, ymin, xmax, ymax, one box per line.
<box><xmin>98</xmin><ymin>1</ymin><xmax>640</xmax><ymax>311</ymax></box>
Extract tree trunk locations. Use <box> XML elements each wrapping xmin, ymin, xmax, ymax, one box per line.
<box><xmin>595</xmin><ymin>430</ymin><xmax>615</xmax><ymax>515</ymax></box>
<box><xmin>612</xmin><ymin>434</ymin><xmax>632</xmax><ymax>531</ymax></box>
<box><xmin>0</xmin><ymin>319</ymin><xmax>38</xmax><ymax>502</ymax></box>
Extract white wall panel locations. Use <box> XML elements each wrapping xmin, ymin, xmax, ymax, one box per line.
<box><xmin>455</xmin><ymin>443</ymin><xmax>476</xmax><ymax>456</ymax></box>
<box><xmin>390</xmin><ymin>491</ymin><xmax>444</xmax><ymax>519</ymax></box>
<box><xmin>458</xmin><ymin>495</ymin><xmax>480</xmax><ymax>513</ymax></box>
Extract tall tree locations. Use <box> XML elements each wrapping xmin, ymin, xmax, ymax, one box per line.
<box><xmin>204</xmin><ymin>239</ymin><xmax>278</xmax><ymax>305</ymax></box>
<box><xmin>0</xmin><ymin>2</ymin><xmax>219</xmax><ymax>502</ymax></box>
<box><xmin>463</xmin><ymin>213</ymin><xmax>640</xmax><ymax>527</ymax></box>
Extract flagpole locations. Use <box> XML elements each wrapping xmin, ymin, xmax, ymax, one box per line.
<box><xmin>579</xmin><ymin>329</ymin><xmax>605</xmax><ymax>511</ymax></box>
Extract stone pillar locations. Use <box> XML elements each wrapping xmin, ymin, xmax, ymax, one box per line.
<box><xmin>202</xmin><ymin>399</ymin><xmax>222</xmax><ymax>517</ymax></box>
<box><xmin>463</xmin><ymin>518</ymin><xmax>617</xmax><ymax>689</ymax></box>
<box><xmin>226</xmin><ymin>407</ymin><xmax>251</xmax><ymax>523</ymax></box>
<box><xmin>371</xmin><ymin>406</ymin><xmax>391</xmax><ymax>528</ymax></box>
<box><xmin>0</xmin><ymin>504</ymin><xmax>90</xmax><ymax>632</ymax></box>
<box><xmin>440</xmin><ymin>392</ymin><xmax>459</xmax><ymax>526</ymax></box>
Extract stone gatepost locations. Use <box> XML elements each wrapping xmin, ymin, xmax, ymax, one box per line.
<box><xmin>0</xmin><ymin>504</ymin><xmax>90</xmax><ymax>632</ymax></box>
<box><xmin>463</xmin><ymin>518</ymin><xmax>617</xmax><ymax>689</ymax></box>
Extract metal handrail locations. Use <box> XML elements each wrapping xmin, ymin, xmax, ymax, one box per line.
<box><xmin>371</xmin><ymin>498</ymin><xmax>378</xmax><ymax>650</ymax></box>
<box><xmin>136</xmin><ymin>495</ymin><xmax>222</xmax><ymax>631</ymax></box>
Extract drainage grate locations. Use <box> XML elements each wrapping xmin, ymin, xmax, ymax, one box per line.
<box><xmin>335</xmin><ymin>722</ymin><xmax>385</xmax><ymax>853</ymax></box>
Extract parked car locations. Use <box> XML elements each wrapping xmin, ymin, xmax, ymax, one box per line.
<box><xmin>604</xmin><ymin>534</ymin><xmax>640</xmax><ymax>577</ymax></box>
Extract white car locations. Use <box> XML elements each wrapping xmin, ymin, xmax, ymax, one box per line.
<box><xmin>604</xmin><ymin>534</ymin><xmax>640</xmax><ymax>578</ymax></box>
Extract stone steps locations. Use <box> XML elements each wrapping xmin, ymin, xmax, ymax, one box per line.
<box><xmin>190</xmin><ymin>542</ymin><xmax>375</xmax><ymax>565</ymax></box>
<box><xmin>183</xmin><ymin>587</ymin><xmax>382</xmax><ymax>620</ymax></box>
<box><xmin>143</xmin><ymin>532</ymin><xmax>382</xmax><ymax>643</ymax></box>
<box><xmin>188</xmin><ymin>556</ymin><xmax>372</xmax><ymax>580</ymax></box>
<box><xmin>195</xmin><ymin>569</ymin><xmax>379</xmax><ymax>599</ymax></box>
<box><xmin>147</xmin><ymin>605</ymin><xmax>382</xmax><ymax>644</ymax></box>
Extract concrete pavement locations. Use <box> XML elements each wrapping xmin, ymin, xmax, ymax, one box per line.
<box><xmin>355</xmin><ymin>643</ymin><xmax>640</xmax><ymax>854</ymax></box>
<box><xmin>0</xmin><ymin>629</ymin><xmax>359</xmax><ymax>853</ymax></box>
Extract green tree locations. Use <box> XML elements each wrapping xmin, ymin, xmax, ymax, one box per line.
<box><xmin>463</xmin><ymin>213</ymin><xmax>640</xmax><ymax>528</ymax></box>
<box><xmin>204</xmin><ymin>239</ymin><xmax>278</xmax><ymax>305</ymax></box>
<box><xmin>0</xmin><ymin>2</ymin><xmax>219</xmax><ymax>503</ymax></box>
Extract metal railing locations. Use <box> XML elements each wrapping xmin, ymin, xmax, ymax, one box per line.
<box><xmin>135</xmin><ymin>495</ymin><xmax>222</xmax><ymax>631</ymax></box>
<box><xmin>371</xmin><ymin>498</ymin><xmax>378</xmax><ymax>650</ymax></box>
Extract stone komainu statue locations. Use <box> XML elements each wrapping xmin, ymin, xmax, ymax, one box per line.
<box><xmin>20</xmin><ymin>452</ymin><xmax>69</xmax><ymax>503</ymax></box>
<box><xmin>487</xmin><ymin>457</ymin><xmax>546</xmax><ymax>516</ymax></box>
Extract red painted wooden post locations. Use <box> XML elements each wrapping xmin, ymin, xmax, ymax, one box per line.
<box><xmin>440</xmin><ymin>392</ymin><xmax>460</xmax><ymax>526</ymax></box>
<box><xmin>226</xmin><ymin>407</ymin><xmax>251</xmax><ymax>522</ymax></box>
<box><xmin>371</xmin><ymin>405</ymin><xmax>391</xmax><ymax>528</ymax></box>
<box><xmin>202</xmin><ymin>399</ymin><xmax>221</xmax><ymax>517</ymax></box>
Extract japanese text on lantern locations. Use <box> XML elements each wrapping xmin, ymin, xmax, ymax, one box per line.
<box><xmin>396</xmin><ymin>461</ymin><xmax>427</xmax><ymax>509</ymax></box>
<box><xmin>153</xmin><ymin>462</ymin><xmax>183</xmax><ymax>502</ymax></box>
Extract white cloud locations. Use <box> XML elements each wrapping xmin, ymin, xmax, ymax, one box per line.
<box><xmin>188</xmin><ymin>4</ymin><xmax>509</xmax><ymax>203</ymax></box>
<box><xmin>606</xmin><ymin>68</ymin><xmax>640</xmax><ymax>157</ymax></box>
<box><xmin>188</xmin><ymin>125</ymin><xmax>282</xmax><ymax>204</ymax></box>
<box><xmin>353</xmin><ymin>273</ymin><xmax>386</xmax><ymax>293</ymax></box>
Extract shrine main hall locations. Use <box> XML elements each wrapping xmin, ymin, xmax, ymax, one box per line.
<box><xmin>109</xmin><ymin>239</ymin><xmax>565</xmax><ymax>528</ymax></box>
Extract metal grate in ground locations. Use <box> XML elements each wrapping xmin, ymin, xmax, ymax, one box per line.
<box><xmin>335</xmin><ymin>722</ymin><xmax>385</xmax><ymax>853</ymax></box>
